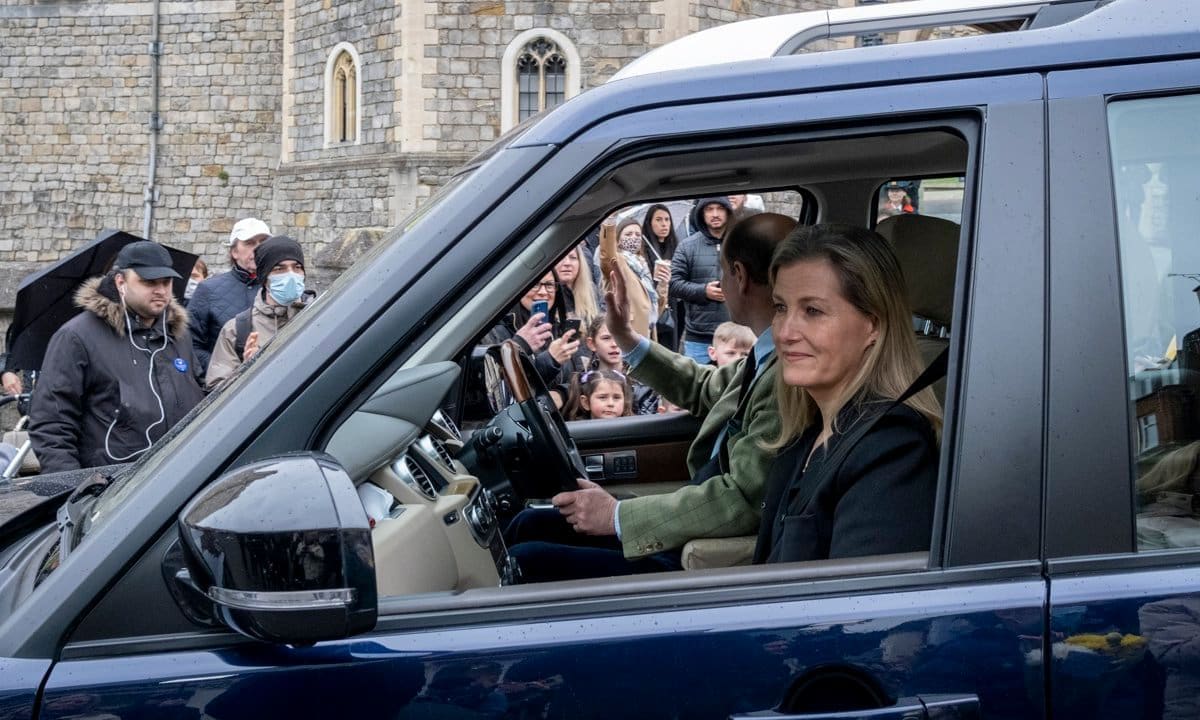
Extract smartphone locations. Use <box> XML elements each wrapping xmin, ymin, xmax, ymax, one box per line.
<box><xmin>531</xmin><ymin>300</ymin><xmax>549</xmax><ymax>319</ymax></box>
<box><xmin>563</xmin><ymin>318</ymin><xmax>582</xmax><ymax>337</ymax></box>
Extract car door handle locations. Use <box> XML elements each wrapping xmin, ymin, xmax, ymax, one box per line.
<box><xmin>730</xmin><ymin>694</ymin><xmax>979</xmax><ymax>720</ymax></box>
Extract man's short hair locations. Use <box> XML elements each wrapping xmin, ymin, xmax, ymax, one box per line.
<box><xmin>712</xmin><ymin>321</ymin><xmax>756</xmax><ymax>349</ymax></box>
<box><xmin>721</xmin><ymin>212</ymin><xmax>798</xmax><ymax>285</ymax></box>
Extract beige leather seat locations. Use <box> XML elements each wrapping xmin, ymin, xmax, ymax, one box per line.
<box><xmin>876</xmin><ymin>213</ymin><xmax>960</xmax><ymax>406</ymax></box>
<box><xmin>680</xmin><ymin>215</ymin><xmax>960</xmax><ymax>572</ymax></box>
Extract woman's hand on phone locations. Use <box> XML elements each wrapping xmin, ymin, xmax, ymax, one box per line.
<box><xmin>516</xmin><ymin>313</ymin><xmax>553</xmax><ymax>352</ymax></box>
<box><xmin>548</xmin><ymin>329</ymin><xmax>580</xmax><ymax>364</ymax></box>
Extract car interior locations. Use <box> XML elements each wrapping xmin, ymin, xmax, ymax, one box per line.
<box><xmin>321</xmin><ymin>122</ymin><xmax>971</xmax><ymax>602</ymax></box>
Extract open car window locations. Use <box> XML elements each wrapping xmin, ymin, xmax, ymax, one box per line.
<box><xmin>332</xmin><ymin>120</ymin><xmax>972</xmax><ymax>604</ymax></box>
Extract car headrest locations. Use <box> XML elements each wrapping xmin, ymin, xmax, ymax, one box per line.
<box><xmin>876</xmin><ymin>214</ymin><xmax>959</xmax><ymax>326</ymax></box>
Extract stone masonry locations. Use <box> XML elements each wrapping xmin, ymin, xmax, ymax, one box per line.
<box><xmin>1</xmin><ymin>0</ymin><xmax>874</xmax><ymax>345</ymax></box>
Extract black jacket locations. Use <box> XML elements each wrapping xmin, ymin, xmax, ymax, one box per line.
<box><xmin>754</xmin><ymin>400</ymin><xmax>938</xmax><ymax>564</ymax></box>
<box><xmin>670</xmin><ymin>201</ymin><xmax>730</xmax><ymax>344</ymax></box>
<box><xmin>30</xmin><ymin>276</ymin><xmax>205</xmax><ymax>473</ymax></box>
<box><xmin>187</xmin><ymin>264</ymin><xmax>257</xmax><ymax>373</ymax></box>
<box><xmin>482</xmin><ymin>301</ymin><xmax>586</xmax><ymax>390</ymax></box>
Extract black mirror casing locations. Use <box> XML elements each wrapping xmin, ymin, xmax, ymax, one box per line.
<box><xmin>177</xmin><ymin>452</ymin><xmax>377</xmax><ymax>644</ymax></box>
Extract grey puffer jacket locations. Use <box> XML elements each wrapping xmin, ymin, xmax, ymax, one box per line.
<box><xmin>670</xmin><ymin>229</ymin><xmax>729</xmax><ymax>344</ymax></box>
<box><xmin>187</xmin><ymin>264</ymin><xmax>257</xmax><ymax>373</ymax></box>
<box><xmin>30</xmin><ymin>276</ymin><xmax>204</xmax><ymax>473</ymax></box>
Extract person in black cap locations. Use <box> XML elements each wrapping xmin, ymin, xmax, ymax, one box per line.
<box><xmin>29</xmin><ymin>241</ymin><xmax>204</xmax><ymax>473</ymax></box>
<box><xmin>205</xmin><ymin>235</ymin><xmax>314</xmax><ymax>390</ymax></box>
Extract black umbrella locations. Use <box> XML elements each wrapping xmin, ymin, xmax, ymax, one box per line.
<box><xmin>5</xmin><ymin>229</ymin><xmax>197</xmax><ymax>372</ymax></box>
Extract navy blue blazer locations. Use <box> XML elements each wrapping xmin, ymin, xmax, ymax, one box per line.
<box><xmin>754</xmin><ymin>400</ymin><xmax>938</xmax><ymax>565</ymax></box>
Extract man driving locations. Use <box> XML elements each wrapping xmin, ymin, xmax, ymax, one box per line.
<box><xmin>505</xmin><ymin>213</ymin><xmax>795</xmax><ymax>581</ymax></box>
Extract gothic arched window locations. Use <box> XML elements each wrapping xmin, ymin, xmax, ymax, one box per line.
<box><xmin>324</xmin><ymin>43</ymin><xmax>362</xmax><ymax>147</ymax></box>
<box><xmin>517</xmin><ymin>37</ymin><xmax>567</xmax><ymax>123</ymax></box>
<box><xmin>332</xmin><ymin>51</ymin><xmax>357</xmax><ymax>143</ymax></box>
<box><xmin>501</xmin><ymin>29</ymin><xmax>581</xmax><ymax>132</ymax></box>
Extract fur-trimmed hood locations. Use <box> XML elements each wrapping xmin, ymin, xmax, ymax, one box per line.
<box><xmin>74</xmin><ymin>275</ymin><xmax>190</xmax><ymax>338</ymax></box>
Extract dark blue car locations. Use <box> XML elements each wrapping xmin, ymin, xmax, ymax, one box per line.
<box><xmin>3</xmin><ymin>0</ymin><xmax>1200</xmax><ymax>717</ymax></box>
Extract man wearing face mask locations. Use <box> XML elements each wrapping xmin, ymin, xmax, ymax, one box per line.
<box><xmin>204</xmin><ymin>235</ymin><xmax>313</xmax><ymax>390</ymax></box>
<box><xmin>30</xmin><ymin>241</ymin><xmax>205</xmax><ymax>473</ymax></box>
<box><xmin>188</xmin><ymin>217</ymin><xmax>270</xmax><ymax>374</ymax></box>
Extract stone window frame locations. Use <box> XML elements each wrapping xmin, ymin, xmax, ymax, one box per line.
<box><xmin>500</xmin><ymin>28</ymin><xmax>582</xmax><ymax>133</ymax></box>
<box><xmin>324</xmin><ymin>41</ymin><xmax>363</xmax><ymax>147</ymax></box>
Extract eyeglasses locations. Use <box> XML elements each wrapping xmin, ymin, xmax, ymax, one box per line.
<box><xmin>581</xmin><ymin>369</ymin><xmax>627</xmax><ymax>383</ymax></box>
<box><xmin>532</xmin><ymin>282</ymin><xmax>556</xmax><ymax>292</ymax></box>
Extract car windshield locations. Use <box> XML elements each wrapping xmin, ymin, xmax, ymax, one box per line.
<box><xmin>76</xmin><ymin>167</ymin><xmax>478</xmax><ymax>541</ymax></box>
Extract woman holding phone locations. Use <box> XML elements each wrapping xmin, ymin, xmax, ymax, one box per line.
<box><xmin>482</xmin><ymin>271</ymin><xmax>585</xmax><ymax>396</ymax></box>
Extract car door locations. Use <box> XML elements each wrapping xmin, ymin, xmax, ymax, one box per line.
<box><xmin>33</xmin><ymin>72</ymin><xmax>1049</xmax><ymax>720</ymax></box>
<box><xmin>1044</xmin><ymin>59</ymin><xmax>1200</xmax><ymax>720</ymax></box>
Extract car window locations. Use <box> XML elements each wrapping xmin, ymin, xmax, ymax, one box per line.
<box><xmin>359</xmin><ymin>126</ymin><xmax>971</xmax><ymax>602</ymax></box>
<box><xmin>1108</xmin><ymin>94</ymin><xmax>1200</xmax><ymax>552</ymax></box>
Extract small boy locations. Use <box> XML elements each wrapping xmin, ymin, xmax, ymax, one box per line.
<box><xmin>707</xmin><ymin>321</ymin><xmax>756</xmax><ymax>367</ymax></box>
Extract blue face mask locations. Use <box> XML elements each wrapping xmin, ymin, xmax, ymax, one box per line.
<box><xmin>267</xmin><ymin>272</ymin><xmax>305</xmax><ymax>305</ymax></box>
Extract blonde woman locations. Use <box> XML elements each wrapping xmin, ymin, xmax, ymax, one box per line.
<box><xmin>755</xmin><ymin>223</ymin><xmax>942</xmax><ymax>564</ymax></box>
<box><xmin>555</xmin><ymin>243</ymin><xmax>599</xmax><ymax>326</ymax></box>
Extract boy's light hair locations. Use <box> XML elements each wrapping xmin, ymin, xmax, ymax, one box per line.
<box><xmin>712</xmin><ymin>321</ymin><xmax>755</xmax><ymax>349</ymax></box>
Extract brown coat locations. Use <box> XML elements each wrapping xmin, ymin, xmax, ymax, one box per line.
<box><xmin>204</xmin><ymin>291</ymin><xmax>306</xmax><ymax>390</ymax></box>
<box><xmin>598</xmin><ymin>221</ymin><xmax>654</xmax><ymax>339</ymax></box>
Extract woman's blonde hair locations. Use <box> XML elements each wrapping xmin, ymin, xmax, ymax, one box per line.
<box><xmin>569</xmin><ymin>244</ymin><xmax>599</xmax><ymax>325</ymax></box>
<box><xmin>769</xmin><ymin>223</ymin><xmax>943</xmax><ymax>447</ymax></box>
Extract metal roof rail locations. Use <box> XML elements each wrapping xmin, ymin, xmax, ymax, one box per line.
<box><xmin>611</xmin><ymin>0</ymin><xmax>1103</xmax><ymax>82</ymax></box>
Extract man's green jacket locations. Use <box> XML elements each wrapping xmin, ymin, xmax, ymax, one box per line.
<box><xmin>617</xmin><ymin>341</ymin><xmax>780</xmax><ymax>559</ymax></box>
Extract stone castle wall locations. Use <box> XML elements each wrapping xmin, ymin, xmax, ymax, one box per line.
<box><xmin>1</xmin><ymin>0</ymin><xmax>840</xmax><ymax>342</ymax></box>
<box><xmin>0</xmin><ymin>0</ymin><xmax>281</xmax><ymax>321</ymax></box>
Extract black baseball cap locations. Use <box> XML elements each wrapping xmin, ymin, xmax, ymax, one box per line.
<box><xmin>113</xmin><ymin>241</ymin><xmax>181</xmax><ymax>281</ymax></box>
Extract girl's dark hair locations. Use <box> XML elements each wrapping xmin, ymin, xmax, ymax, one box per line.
<box><xmin>565</xmin><ymin>369</ymin><xmax>632</xmax><ymax>420</ymax></box>
<box><xmin>641</xmin><ymin>204</ymin><xmax>678</xmax><ymax>262</ymax></box>
<box><xmin>585</xmin><ymin>315</ymin><xmax>607</xmax><ymax>341</ymax></box>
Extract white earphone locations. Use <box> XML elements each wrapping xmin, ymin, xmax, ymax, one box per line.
<box><xmin>105</xmin><ymin>274</ymin><xmax>169</xmax><ymax>462</ymax></box>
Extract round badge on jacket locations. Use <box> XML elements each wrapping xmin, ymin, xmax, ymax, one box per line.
<box><xmin>174</xmin><ymin>358</ymin><xmax>189</xmax><ymax>373</ymax></box>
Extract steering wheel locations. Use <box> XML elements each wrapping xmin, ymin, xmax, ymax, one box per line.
<box><xmin>499</xmin><ymin>340</ymin><xmax>590</xmax><ymax>491</ymax></box>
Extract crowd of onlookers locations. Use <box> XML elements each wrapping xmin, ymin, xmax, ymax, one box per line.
<box><xmin>6</xmin><ymin>218</ymin><xmax>313</xmax><ymax>474</ymax></box>
<box><xmin>487</xmin><ymin>195</ymin><xmax>770</xmax><ymax>422</ymax></box>
<box><xmin>8</xmin><ymin>187</ymin><xmax>917</xmax><ymax>477</ymax></box>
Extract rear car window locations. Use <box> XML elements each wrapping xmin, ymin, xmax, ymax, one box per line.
<box><xmin>1109</xmin><ymin>94</ymin><xmax>1200</xmax><ymax>551</ymax></box>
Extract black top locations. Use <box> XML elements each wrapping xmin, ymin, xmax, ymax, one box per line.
<box><xmin>754</xmin><ymin>399</ymin><xmax>938</xmax><ymax>565</ymax></box>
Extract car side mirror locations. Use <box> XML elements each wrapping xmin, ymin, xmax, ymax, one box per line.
<box><xmin>174</xmin><ymin>452</ymin><xmax>377</xmax><ymax>644</ymax></box>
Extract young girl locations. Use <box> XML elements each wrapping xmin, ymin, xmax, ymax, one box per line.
<box><xmin>566</xmin><ymin>369</ymin><xmax>632</xmax><ymax>420</ymax></box>
<box><xmin>582</xmin><ymin>316</ymin><xmax>660</xmax><ymax>415</ymax></box>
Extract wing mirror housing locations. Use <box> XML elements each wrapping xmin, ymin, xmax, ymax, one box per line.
<box><xmin>175</xmin><ymin>452</ymin><xmax>377</xmax><ymax>644</ymax></box>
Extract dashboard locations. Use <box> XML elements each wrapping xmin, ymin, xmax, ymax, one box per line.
<box><xmin>355</xmin><ymin>411</ymin><xmax>517</xmax><ymax>596</ymax></box>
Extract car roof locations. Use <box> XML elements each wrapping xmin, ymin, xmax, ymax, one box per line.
<box><xmin>512</xmin><ymin>0</ymin><xmax>1200</xmax><ymax>148</ymax></box>
<box><xmin>610</xmin><ymin>0</ymin><xmax>1067</xmax><ymax>81</ymax></box>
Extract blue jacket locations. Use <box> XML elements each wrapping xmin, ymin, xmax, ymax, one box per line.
<box><xmin>188</xmin><ymin>265</ymin><xmax>257</xmax><ymax>373</ymax></box>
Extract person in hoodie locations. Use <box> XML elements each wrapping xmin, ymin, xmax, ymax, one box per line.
<box><xmin>188</xmin><ymin>216</ymin><xmax>271</xmax><ymax>374</ymax></box>
<box><xmin>205</xmin><ymin>236</ymin><xmax>313</xmax><ymax>390</ymax></box>
<box><xmin>30</xmin><ymin>241</ymin><xmax>205</xmax><ymax>473</ymax></box>
<box><xmin>671</xmin><ymin>196</ymin><xmax>733</xmax><ymax>363</ymax></box>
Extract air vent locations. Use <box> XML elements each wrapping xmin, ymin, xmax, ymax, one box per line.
<box><xmin>403</xmin><ymin>456</ymin><xmax>438</xmax><ymax>498</ymax></box>
<box><xmin>431</xmin><ymin>438</ymin><xmax>456</xmax><ymax>471</ymax></box>
<box><xmin>432</xmin><ymin>410</ymin><xmax>462</xmax><ymax>441</ymax></box>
